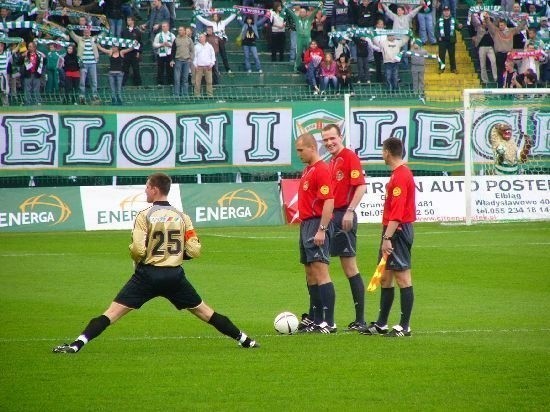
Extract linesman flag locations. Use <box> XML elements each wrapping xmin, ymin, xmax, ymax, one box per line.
<box><xmin>367</xmin><ymin>253</ymin><xmax>388</xmax><ymax>292</ymax></box>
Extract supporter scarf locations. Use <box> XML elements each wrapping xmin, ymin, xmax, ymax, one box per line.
<box><xmin>0</xmin><ymin>0</ymin><xmax>38</xmax><ymax>14</ymax></box>
<box><xmin>439</xmin><ymin>17</ymin><xmax>455</xmax><ymax>38</ymax></box>
<box><xmin>234</xmin><ymin>6</ymin><xmax>271</xmax><ymax>16</ymax></box>
<box><xmin>398</xmin><ymin>50</ymin><xmax>446</xmax><ymax>70</ymax></box>
<box><xmin>192</xmin><ymin>8</ymin><xmax>235</xmax><ymax>17</ymax></box>
<box><xmin>35</xmin><ymin>38</ymin><xmax>72</xmax><ymax>47</ymax></box>
<box><xmin>520</xmin><ymin>0</ymin><xmax>546</xmax><ymax>7</ymax></box>
<box><xmin>287</xmin><ymin>1</ymin><xmax>322</xmax><ymax>7</ymax></box>
<box><xmin>507</xmin><ymin>49</ymin><xmax>545</xmax><ymax>60</ymax></box>
<box><xmin>97</xmin><ymin>35</ymin><xmax>140</xmax><ymax>50</ymax></box>
<box><xmin>380</xmin><ymin>0</ymin><xmax>421</xmax><ymax>4</ymax></box>
<box><xmin>0</xmin><ymin>34</ymin><xmax>23</xmax><ymax>44</ymax></box>
<box><xmin>25</xmin><ymin>50</ymin><xmax>44</xmax><ymax>74</ymax></box>
<box><xmin>0</xmin><ymin>21</ymin><xmax>35</xmax><ymax>30</ymax></box>
<box><xmin>67</xmin><ymin>25</ymin><xmax>109</xmax><ymax>34</ymax></box>
<box><xmin>34</xmin><ymin>22</ymin><xmax>69</xmax><ymax>39</ymax></box>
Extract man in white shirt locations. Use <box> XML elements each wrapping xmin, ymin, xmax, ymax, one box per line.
<box><xmin>153</xmin><ymin>21</ymin><xmax>176</xmax><ymax>85</ymax></box>
<box><xmin>193</xmin><ymin>32</ymin><xmax>215</xmax><ymax>97</ymax></box>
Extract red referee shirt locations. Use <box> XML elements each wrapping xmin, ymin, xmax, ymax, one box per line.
<box><xmin>383</xmin><ymin>164</ymin><xmax>416</xmax><ymax>225</ymax></box>
<box><xmin>329</xmin><ymin>147</ymin><xmax>365</xmax><ymax>209</ymax></box>
<box><xmin>299</xmin><ymin>159</ymin><xmax>334</xmax><ymax>220</ymax></box>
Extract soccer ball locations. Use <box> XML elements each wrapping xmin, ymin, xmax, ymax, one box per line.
<box><xmin>273</xmin><ymin>312</ymin><xmax>299</xmax><ymax>335</ymax></box>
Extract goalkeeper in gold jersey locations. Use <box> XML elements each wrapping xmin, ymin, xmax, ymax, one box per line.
<box><xmin>53</xmin><ymin>173</ymin><xmax>258</xmax><ymax>353</ymax></box>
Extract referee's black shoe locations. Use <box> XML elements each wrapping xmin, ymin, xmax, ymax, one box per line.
<box><xmin>359</xmin><ymin>322</ymin><xmax>389</xmax><ymax>335</ymax></box>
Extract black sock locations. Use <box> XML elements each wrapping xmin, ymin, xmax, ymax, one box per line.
<box><xmin>377</xmin><ymin>287</ymin><xmax>395</xmax><ymax>326</ymax></box>
<box><xmin>208</xmin><ymin>312</ymin><xmax>241</xmax><ymax>340</ymax></box>
<box><xmin>73</xmin><ymin>314</ymin><xmax>111</xmax><ymax>350</ymax></box>
<box><xmin>309</xmin><ymin>284</ymin><xmax>323</xmax><ymax>324</ymax></box>
<box><xmin>348</xmin><ymin>273</ymin><xmax>365</xmax><ymax>323</ymax></box>
<box><xmin>399</xmin><ymin>286</ymin><xmax>414</xmax><ymax>331</ymax></box>
<box><xmin>319</xmin><ymin>282</ymin><xmax>336</xmax><ymax>326</ymax></box>
<box><xmin>307</xmin><ymin>284</ymin><xmax>316</xmax><ymax>320</ymax></box>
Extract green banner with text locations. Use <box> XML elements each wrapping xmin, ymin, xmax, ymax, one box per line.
<box><xmin>1</xmin><ymin>101</ymin><xmax>548</xmax><ymax>176</ymax></box>
<box><xmin>0</xmin><ymin>187</ymin><xmax>85</xmax><ymax>232</ymax></box>
<box><xmin>181</xmin><ymin>182</ymin><xmax>284</xmax><ymax>227</ymax></box>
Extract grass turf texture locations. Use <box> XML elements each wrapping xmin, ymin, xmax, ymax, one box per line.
<box><xmin>1</xmin><ymin>222</ymin><xmax>549</xmax><ymax>411</ymax></box>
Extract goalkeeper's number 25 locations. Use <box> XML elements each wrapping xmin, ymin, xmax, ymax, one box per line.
<box><xmin>151</xmin><ymin>230</ymin><xmax>182</xmax><ymax>256</ymax></box>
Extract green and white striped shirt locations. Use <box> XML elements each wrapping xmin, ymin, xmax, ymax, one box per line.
<box><xmin>81</xmin><ymin>38</ymin><xmax>97</xmax><ymax>64</ymax></box>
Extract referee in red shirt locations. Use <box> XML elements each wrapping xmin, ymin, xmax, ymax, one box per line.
<box><xmin>361</xmin><ymin>137</ymin><xmax>416</xmax><ymax>338</ymax></box>
<box><xmin>295</xmin><ymin>133</ymin><xmax>337</xmax><ymax>333</ymax></box>
<box><xmin>321</xmin><ymin>124</ymin><xmax>367</xmax><ymax>332</ymax></box>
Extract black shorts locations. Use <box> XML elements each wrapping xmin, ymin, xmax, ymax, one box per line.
<box><xmin>330</xmin><ymin>208</ymin><xmax>357</xmax><ymax>257</ymax></box>
<box><xmin>114</xmin><ymin>264</ymin><xmax>202</xmax><ymax>310</ymax></box>
<box><xmin>299</xmin><ymin>218</ymin><xmax>331</xmax><ymax>265</ymax></box>
<box><xmin>378</xmin><ymin>223</ymin><xmax>414</xmax><ymax>271</ymax></box>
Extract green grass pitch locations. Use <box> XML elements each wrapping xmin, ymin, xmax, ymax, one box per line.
<box><xmin>1</xmin><ymin>222</ymin><xmax>549</xmax><ymax>411</ymax></box>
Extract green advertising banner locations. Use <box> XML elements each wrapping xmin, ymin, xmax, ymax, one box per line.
<box><xmin>1</xmin><ymin>101</ymin><xmax>548</xmax><ymax>176</ymax></box>
<box><xmin>0</xmin><ymin>187</ymin><xmax>85</xmax><ymax>232</ymax></box>
<box><xmin>180</xmin><ymin>182</ymin><xmax>284</xmax><ymax>228</ymax></box>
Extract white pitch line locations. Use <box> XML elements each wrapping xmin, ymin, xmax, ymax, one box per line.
<box><xmin>1</xmin><ymin>328</ymin><xmax>549</xmax><ymax>343</ymax></box>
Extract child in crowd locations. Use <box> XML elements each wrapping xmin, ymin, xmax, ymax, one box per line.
<box><xmin>410</xmin><ymin>41</ymin><xmax>428</xmax><ymax>103</ymax></box>
<box><xmin>319</xmin><ymin>51</ymin><xmax>338</xmax><ymax>93</ymax></box>
<box><xmin>336</xmin><ymin>54</ymin><xmax>354</xmax><ymax>94</ymax></box>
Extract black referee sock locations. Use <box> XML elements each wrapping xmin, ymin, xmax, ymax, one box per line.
<box><xmin>399</xmin><ymin>286</ymin><xmax>414</xmax><ymax>331</ymax></box>
<box><xmin>377</xmin><ymin>287</ymin><xmax>395</xmax><ymax>327</ymax></box>
<box><xmin>348</xmin><ymin>273</ymin><xmax>365</xmax><ymax>323</ymax></box>
<box><xmin>72</xmin><ymin>314</ymin><xmax>111</xmax><ymax>350</ymax></box>
<box><xmin>308</xmin><ymin>284</ymin><xmax>323</xmax><ymax>323</ymax></box>
<box><xmin>208</xmin><ymin>312</ymin><xmax>241</xmax><ymax>340</ymax></box>
<box><xmin>319</xmin><ymin>282</ymin><xmax>336</xmax><ymax>326</ymax></box>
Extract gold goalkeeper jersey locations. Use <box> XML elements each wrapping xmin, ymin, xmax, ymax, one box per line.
<box><xmin>129</xmin><ymin>201</ymin><xmax>201</xmax><ymax>267</ymax></box>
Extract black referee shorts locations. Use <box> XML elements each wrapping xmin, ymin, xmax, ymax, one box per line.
<box><xmin>378</xmin><ymin>223</ymin><xmax>414</xmax><ymax>271</ymax></box>
<box><xmin>114</xmin><ymin>264</ymin><xmax>202</xmax><ymax>310</ymax></box>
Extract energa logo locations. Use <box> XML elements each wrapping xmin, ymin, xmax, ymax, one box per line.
<box><xmin>196</xmin><ymin>189</ymin><xmax>268</xmax><ymax>223</ymax></box>
<box><xmin>15</xmin><ymin>194</ymin><xmax>71</xmax><ymax>226</ymax></box>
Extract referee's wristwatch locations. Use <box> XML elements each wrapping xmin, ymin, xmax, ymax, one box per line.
<box><xmin>319</xmin><ymin>224</ymin><xmax>328</xmax><ymax>232</ymax></box>
<box><xmin>382</xmin><ymin>234</ymin><xmax>393</xmax><ymax>241</ymax></box>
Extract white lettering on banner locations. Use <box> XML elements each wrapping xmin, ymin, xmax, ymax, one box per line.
<box><xmin>97</xmin><ymin>210</ymin><xmax>138</xmax><ymax>224</ymax></box>
<box><xmin>414</xmin><ymin>112</ymin><xmax>462</xmax><ymax>159</ymax></box>
<box><xmin>179</xmin><ymin>114</ymin><xmax>228</xmax><ymax>162</ymax></box>
<box><xmin>0</xmin><ymin>212</ymin><xmax>55</xmax><ymax>227</ymax></box>
<box><xmin>353</xmin><ymin>111</ymin><xmax>397</xmax><ymax>160</ymax></box>
<box><xmin>2</xmin><ymin>115</ymin><xmax>56</xmax><ymax>165</ymax></box>
<box><xmin>64</xmin><ymin>117</ymin><xmax>113</xmax><ymax>164</ymax></box>
<box><xmin>357</xmin><ymin>176</ymin><xmax>550</xmax><ymax>223</ymax></box>
<box><xmin>245</xmin><ymin>112</ymin><xmax>280</xmax><ymax>161</ymax></box>
<box><xmin>120</xmin><ymin>116</ymin><xmax>173</xmax><ymax>166</ymax></box>
<box><xmin>195</xmin><ymin>206</ymin><xmax>252</xmax><ymax>222</ymax></box>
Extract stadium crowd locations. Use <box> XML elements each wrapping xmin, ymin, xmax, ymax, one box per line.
<box><xmin>0</xmin><ymin>0</ymin><xmax>548</xmax><ymax>105</ymax></box>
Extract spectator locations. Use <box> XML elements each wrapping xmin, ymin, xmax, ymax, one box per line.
<box><xmin>486</xmin><ymin>15</ymin><xmax>527</xmax><ymax>86</ymax></box>
<box><xmin>355</xmin><ymin>34</ymin><xmax>373</xmax><ymax>84</ymax></box>
<box><xmin>334</xmin><ymin>37</ymin><xmax>351</xmax><ymax>61</ymax></box>
<box><xmin>69</xmin><ymin>26</ymin><xmax>100</xmax><ymax>104</ymax></box>
<box><xmin>286</xmin><ymin>5</ymin><xmax>320</xmax><ymax>71</ymax></box>
<box><xmin>311</xmin><ymin>9</ymin><xmax>328</xmax><ymax>50</ymax></box>
<box><xmin>270</xmin><ymin>2</ymin><xmax>287</xmax><ymax>61</ymax></box>
<box><xmin>45</xmin><ymin>43</ymin><xmax>62</xmax><ymax>95</ymax></box>
<box><xmin>336</xmin><ymin>54</ymin><xmax>354</xmax><ymax>94</ymax></box>
<box><xmin>196</xmin><ymin>11</ymin><xmax>237</xmax><ymax>73</ymax></box>
<box><xmin>97</xmin><ymin>42</ymin><xmax>135</xmax><ymax>104</ymax></box>
<box><xmin>417</xmin><ymin>0</ymin><xmax>436</xmax><ymax>45</ymax></box>
<box><xmin>332</xmin><ymin>0</ymin><xmax>356</xmax><ymax>60</ymax></box>
<box><xmin>121</xmin><ymin>16</ymin><xmax>142</xmax><ymax>86</ymax></box>
<box><xmin>319</xmin><ymin>51</ymin><xmax>338</xmax><ymax>93</ymax></box>
<box><xmin>170</xmin><ymin>25</ymin><xmax>194</xmax><ymax>96</ymax></box>
<box><xmin>410</xmin><ymin>41</ymin><xmax>428</xmax><ymax>102</ymax></box>
<box><xmin>152</xmin><ymin>21</ymin><xmax>175</xmax><ymax>85</ymax></box>
<box><xmin>285</xmin><ymin>5</ymin><xmax>299</xmax><ymax>64</ymax></box>
<box><xmin>523</xmin><ymin>68</ymin><xmax>538</xmax><ymax>87</ymax></box>
<box><xmin>518</xmin><ymin>41</ymin><xmax>547</xmax><ymax>79</ymax></box>
<box><xmin>502</xmin><ymin>58</ymin><xmax>523</xmax><ymax>87</ymax></box>
<box><xmin>240</xmin><ymin>14</ymin><xmax>265</xmax><ymax>73</ymax></box>
<box><xmin>205</xmin><ymin>26</ymin><xmax>220</xmax><ymax>83</ymax></box>
<box><xmin>472</xmin><ymin>11</ymin><xmax>498</xmax><ymax>84</ymax></box>
<box><xmin>103</xmin><ymin>0</ymin><xmax>125</xmax><ymax>37</ymax></box>
<box><xmin>303</xmin><ymin>40</ymin><xmax>324</xmax><ymax>94</ymax></box>
<box><xmin>193</xmin><ymin>0</ymin><xmax>212</xmax><ymax>35</ymax></box>
<box><xmin>379</xmin><ymin>33</ymin><xmax>401</xmax><ymax>92</ymax></box>
<box><xmin>381</xmin><ymin>2</ymin><xmax>423</xmax><ymax>68</ymax></box>
<box><xmin>193</xmin><ymin>32</ymin><xmax>215</xmax><ymax>97</ymax></box>
<box><xmin>63</xmin><ymin>44</ymin><xmax>80</xmax><ymax>104</ymax></box>
<box><xmin>437</xmin><ymin>5</ymin><xmax>463</xmax><ymax>74</ymax></box>
<box><xmin>20</xmin><ymin>41</ymin><xmax>45</xmax><ymax>105</ymax></box>
<box><xmin>371</xmin><ymin>18</ymin><xmax>386</xmax><ymax>83</ymax></box>
<box><xmin>0</xmin><ymin>41</ymin><xmax>12</xmax><ymax>105</ymax></box>
<box><xmin>353</xmin><ymin>0</ymin><xmax>383</xmax><ymax>30</ymax></box>
<box><xmin>140</xmin><ymin>0</ymin><xmax>170</xmax><ymax>49</ymax></box>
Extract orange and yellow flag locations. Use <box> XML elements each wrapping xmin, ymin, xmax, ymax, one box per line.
<box><xmin>367</xmin><ymin>254</ymin><xmax>388</xmax><ymax>292</ymax></box>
